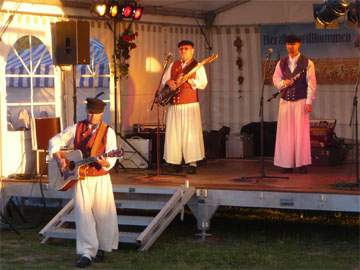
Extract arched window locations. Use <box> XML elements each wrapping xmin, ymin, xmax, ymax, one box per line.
<box><xmin>6</xmin><ymin>35</ymin><xmax>55</xmax><ymax>130</ymax></box>
<box><xmin>76</xmin><ymin>39</ymin><xmax>110</xmax><ymax>123</ymax></box>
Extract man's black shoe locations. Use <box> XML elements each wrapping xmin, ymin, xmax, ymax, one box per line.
<box><xmin>166</xmin><ymin>164</ymin><xmax>182</xmax><ymax>173</ymax></box>
<box><xmin>93</xmin><ymin>250</ymin><xmax>105</xmax><ymax>263</ymax></box>
<box><xmin>281</xmin><ymin>168</ymin><xmax>293</xmax><ymax>174</ymax></box>
<box><xmin>187</xmin><ymin>165</ymin><xmax>197</xmax><ymax>174</ymax></box>
<box><xmin>76</xmin><ymin>256</ymin><xmax>92</xmax><ymax>268</ymax></box>
<box><xmin>298</xmin><ymin>166</ymin><xmax>308</xmax><ymax>174</ymax></box>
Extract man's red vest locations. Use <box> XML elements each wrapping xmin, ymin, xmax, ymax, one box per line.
<box><xmin>74</xmin><ymin>120</ymin><xmax>109</xmax><ymax>177</ymax></box>
<box><xmin>170</xmin><ymin>59</ymin><xmax>198</xmax><ymax>105</ymax></box>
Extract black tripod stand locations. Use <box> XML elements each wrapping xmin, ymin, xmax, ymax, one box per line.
<box><xmin>346</xmin><ymin>59</ymin><xmax>360</xmax><ymax>188</ymax></box>
<box><xmin>0</xmin><ymin>212</ymin><xmax>20</xmax><ymax>235</ymax></box>
<box><xmin>0</xmin><ymin>195</ymin><xmax>21</xmax><ymax>235</ymax></box>
<box><xmin>234</xmin><ymin>50</ymin><xmax>288</xmax><ymax>182</ymax></box>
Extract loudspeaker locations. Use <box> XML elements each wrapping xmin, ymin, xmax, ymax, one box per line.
<box><xmin>51</xmin><ymin>21</ymin><xmax>90</xmax><ymax>65</ymax></box>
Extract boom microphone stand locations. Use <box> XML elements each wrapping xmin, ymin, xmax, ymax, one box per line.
<box><xmin>335</xmin><ymin>55</ymin><xmax>360</xmax><ymax>189</ymax></box>
<box><xmin>234</xmin><ymin>49</ymin><xmax>288</xmax><ymax>182</ymax></box>
<box><xmin>150</xmin><ymin>52</ymin><xmax>173</xmax><ymax>176</ymax></box>
<box><xmin>348</xmin><ymin>57</ymin><xmax>360</xmax><ymax>188</ymax></box>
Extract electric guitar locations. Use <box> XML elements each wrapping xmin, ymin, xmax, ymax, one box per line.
<box><xmin>155</xmin><ymin>53</ymin><xmax>218</xmax><ymax>106</ymax></box>
<box><xmin>48</xmin><ymin>149</ymin><xmax>123</xmax><ymax>191</ymax></box>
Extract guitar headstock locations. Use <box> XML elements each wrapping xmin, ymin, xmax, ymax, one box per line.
<box><xmin>105</xmin><ymin>148</ymin><xmax>124</xmax><ymax>158</ymax></box>
<box><xmin>202</xmin><ymin>53</ymin><xmax>218</xmax><ymax>65</ymax></box>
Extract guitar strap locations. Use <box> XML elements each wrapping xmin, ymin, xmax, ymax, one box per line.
<box><xmin>90</xmin><ymin>122</ymin><xmax>108</xmax><ymax>157</ymax></box>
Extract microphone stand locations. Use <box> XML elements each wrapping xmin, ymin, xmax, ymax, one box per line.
<box><xmin>233</xmin><ymin>51</ymin><xmax>288</xmax><ymax>182</ymax></box>
<box><xmin>339</xmin><ymin>57</ymin><xmax>360</xmax><ymax>188</ymax></box>
<box><xmin>350</xmin><ymin>60</ymin><xmax>360</xmax><ymax>187</ymax></box>
<box><xmin>149</xmin><ymin>54</ymin><xmax>172</xmax><ymax>177</ymax></box>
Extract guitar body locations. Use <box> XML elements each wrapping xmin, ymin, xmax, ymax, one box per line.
<box><xmin>156</xmin><ymin>85</ymin><xmax>180</xmax><ymax>106</ymax></box>
<box><xmin>48</xmin><ymin>150</ymin><xmax>84</xmax><ymax>191</ymax></box>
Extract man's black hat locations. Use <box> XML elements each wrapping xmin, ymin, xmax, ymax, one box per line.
<box><xmin>178</xmin><ymin>40</ymin><xmax>194</xmax><ymax>48</ymax></box>
<box><xmin>86</xmin><ymin>92</ymin><xmax>106</xmax><ymax>114</ymax></box>
<box><xmin>285</xmin><ymin>34</ymin><xmax>301</xmax><ymax>44</ymax></box>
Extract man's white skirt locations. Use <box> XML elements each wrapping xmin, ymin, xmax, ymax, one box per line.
<box><xmin>274</xmin><ymin>99</ymin><xmax>312</xmax><ymax>168</ymax></box>
<box><xmin>74</xmin><ymin>174</ymin><xmax>119</xmax><ymax>258</ymax></box>
<box><xmin>164</xmin><ymin>102</ymin><xmax>205</xmax><ymax>164</ymax></box>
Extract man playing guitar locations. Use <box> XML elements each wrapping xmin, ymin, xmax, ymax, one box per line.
<box><xmin>160</xmin><ymin>40</ymin><xmax>208</xmax><ymax>174</ymax></box>
<box><xmin>48</xmin><ymin>93</ymin><xmax>118</xmax><ymax>268</ymax></box>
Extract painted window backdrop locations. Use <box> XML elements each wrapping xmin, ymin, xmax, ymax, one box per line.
<box><xmin>6</xmin><ymin>35</ymin><xmax>55</xmax><ymax>130</ymax></box>
<box><xmin>76</xmin><ymin>39</ymin><xmax>110</xmax><ymax>123</ymax></box>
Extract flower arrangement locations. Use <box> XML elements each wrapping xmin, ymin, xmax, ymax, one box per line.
<box><xmin>233</xmin><ymin>37</ymin><xmax>244</xmax><ymax>99</ymax></box>
<box><xmin>116</xmin><ymin>27</ymin><xmax>138</xmax><ymax>78</ymax></box>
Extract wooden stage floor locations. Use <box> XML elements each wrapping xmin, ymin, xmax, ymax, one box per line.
<box><xmin>112</xmin><ymin>159</ymin><xmax>360</xmax><ymax>195</ymax></box>
<box><xmin>2</xmin><ymin>159</ymin><xmax>359</xmax><ymax>196</ymax></box>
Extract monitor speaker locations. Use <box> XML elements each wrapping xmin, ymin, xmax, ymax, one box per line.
<box><xmin>51</xmin><ymin>21</ymin><xmax>90</xmax><ymax>65</ymax></box>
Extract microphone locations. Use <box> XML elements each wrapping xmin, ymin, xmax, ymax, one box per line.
<box><xmin>166</xmin><ymin>52</ymin><xmax>173</xmax><ymax>61</ymax></box>
<box><xmin>265</xmin><ymin>48</ymin><xmax>273</xmax><ymax>60</ymax></box>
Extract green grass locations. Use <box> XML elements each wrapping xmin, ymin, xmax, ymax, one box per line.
<box><xmin>0</xmin><ymin>207</ymin><xmax>359</xmax><ymax>270</ymax></box>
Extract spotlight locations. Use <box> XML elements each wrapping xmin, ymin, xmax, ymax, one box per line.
<box><xmin>133</xmin><ymin>7</ymin><xmax>143</xmax><ymax>20</ymax></box>
<box><xmin>347</xmin><ymin>1</ymin><xmax>360</xmax><ymax>26</ymax></box>
<box><xmin>109</xmin><ymin>2</ymin><xmax>119</xmax><ymax>18</ymax></box>
<box><xmin>314</xmin><ymin>0</ymin><xmax>351</xmax><ymax>27</ymax></box>
<box><xmin>122</xmin><ymin>5</ymin><xmax>133</xmax><ymax>18</ymax></box>
<box><xmin>92</xmin><ymin>0</ymin><xmax>143</xmax><ymax>21</ymax></box>
<box><xmin>94</xmin><ymin>2</ymin><xmax>107</xmax><ymax>17</ymax></box>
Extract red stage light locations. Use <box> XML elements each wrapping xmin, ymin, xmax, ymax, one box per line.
<box><xmin>133</xmin><ymin>7</ymin><xmax>143</xmax><ymax>20</ymax></box>
<box><xmin>122</xmin><ymin>6</ymin><xmax>133</xmax><ymax>18</ymax></box>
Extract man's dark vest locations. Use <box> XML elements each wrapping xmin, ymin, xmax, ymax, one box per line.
<box><xmin>279</xmin><ymin>54</ymin><xmax>308</xmax><ymax>101</ymax></box>
<box><xmin>74</xmin><ymin>120</ymin><xmax>109</xmax><ymax>176</ymax></box>
<box><xmin>170</xmin><ymin>59</ymin><xmax>198</xmax><ymax>105</ymax></box>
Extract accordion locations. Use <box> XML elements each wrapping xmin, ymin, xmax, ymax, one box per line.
<box><xmin>310</xmin><ymin>119</ymin><xmax>336</xmax><ymax>148</ymax></box>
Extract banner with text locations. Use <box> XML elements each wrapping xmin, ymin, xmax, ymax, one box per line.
<box><xmin>261</xmin><ymin>23</ymin><xmax>359</xmax><ymax>85</ymax></box>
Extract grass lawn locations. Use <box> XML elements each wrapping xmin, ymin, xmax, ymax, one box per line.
<box><xmin>0</xmin><ymin>207</ymin><xmax>359</xmax><ymax>270</ymax></box>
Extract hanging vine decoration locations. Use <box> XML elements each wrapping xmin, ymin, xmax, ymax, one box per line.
<box><xmin>115</xmin><ymin>22</ymin><xmax>138</xmax><ymax>78</ymax></box>
<box><xmin>233</xmin><ymin>37</ymin><xmax>244</xmax><ymax>99</ymax></box>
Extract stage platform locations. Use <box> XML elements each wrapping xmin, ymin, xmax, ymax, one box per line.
<box><xmin>112</xmin><ymin>159</ymin><xmax>360</xmax><ymax>195</ymax></box>
<box><xmin>2</xmin><ymin>159</ymin><xmax>359</xmax><ymax>213</ymax></box>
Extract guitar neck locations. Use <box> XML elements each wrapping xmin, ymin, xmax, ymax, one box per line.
<box><xmin>75</xmin><ymin>153</ymin><xmax>110</xmax><ymax>167</ymax></box>
<box><xmin>178</xmin><ymin>62</ymin><xmax>204</xmax><ymax>86</ymax></box>
<box><xmin>177</xmin><ymin>54</ymin><xmax>217</xmax><ymax>87</ymax></box>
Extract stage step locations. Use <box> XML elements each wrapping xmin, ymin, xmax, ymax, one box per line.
<box><xmin>39</xmin><ymin>185</ymin><xmax>195</xmax><ymax>251</ymax></box>
<box><xmin>45</xmin><ymin>228</ymin><xmax>139</xmax><ymax>243</ymax></box>
<box><xmin>115</xmin><ymin>199</ymin><xmax>166</xmax><ymax>210</ymax></box>
<box><xmin>136</xmin><ymin>186</ymin><xmax>195</xmax><ymax>251</ymax></box>
<box><xmin>62</xmin><ymin>213</ymin><xmax>154</xmax><ymax>227</ymax></box>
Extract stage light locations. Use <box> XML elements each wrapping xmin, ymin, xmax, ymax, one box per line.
<box><xmin>347</xmin><ymin>1</ymin><xmax>359</xmax><ymax>26</ymax></box>
<box><xmin>122</xmin><ymin>5</ymin><xmax>133</xmax><ymax>18</ymax></box>
<box><xmin>94</xmin><ymin>2</ymin><xmax>107</xmax><ymax>17</ymax></box>
<box><xmin>109</xmin><ymin>2</ymin><xmax>119</xmax><ymax>18</ymax></box>
<box><xmin>133</xmin><ymin>7</ymin><xmax>143</xmax><ymax>20</ymax></box>
<box><xmin>314</xmin><ymin>0</ymin><xmax>351</xmax><ymax>27</ymax></box>
<box><xmin>92</xmin><ymin>0</ymin><xmax>143</xmax><ymax>21</ymax></box>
